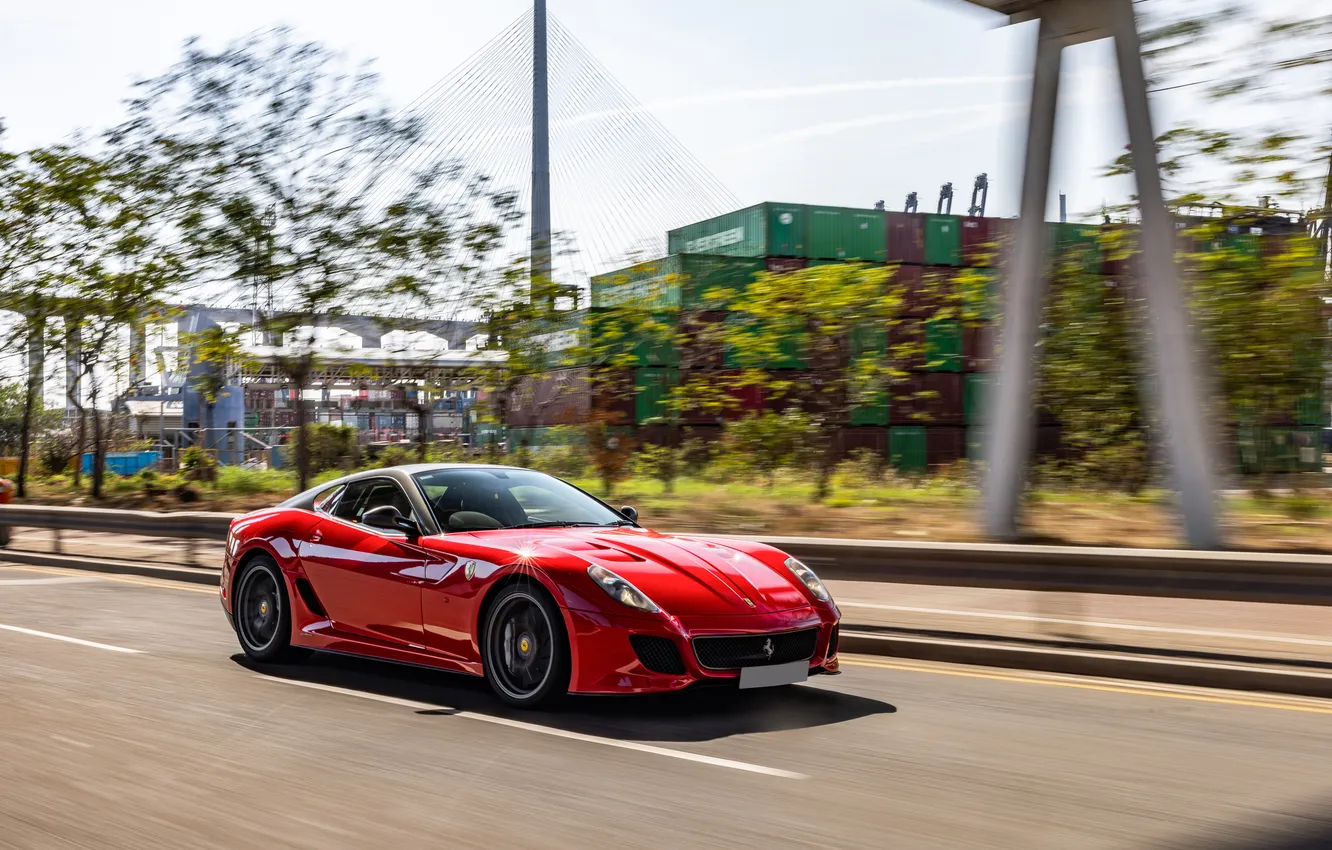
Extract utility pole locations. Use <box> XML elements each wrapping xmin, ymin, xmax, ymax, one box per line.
<box><xmin>531</xmin><ymin>0</ymin><xmax>553</xmax><ymax>308</ymax></box>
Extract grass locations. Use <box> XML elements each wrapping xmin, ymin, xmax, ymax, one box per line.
<box><xmin>14</xmin><ymin>462</ymin><xmax>1332</xmax><ymax>553</ymax></box>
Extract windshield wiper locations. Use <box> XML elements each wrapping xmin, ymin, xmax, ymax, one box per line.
<box><xmin>509</xmin><ymin>520</ymin><xmax>605</xmax><ymax>529</ymax></box>
<box><xmin>600</xmin><ymin>520</ymin><xmax>636</xmax><ymax>527</ymax></box>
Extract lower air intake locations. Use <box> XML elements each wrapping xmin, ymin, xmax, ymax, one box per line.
<box><xmin>630</xmin><ymin>634</ymin><xmax>686</xmax><ymax>675</ymax></box>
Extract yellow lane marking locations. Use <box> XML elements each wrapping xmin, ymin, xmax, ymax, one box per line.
<box><xmin>0</xmin><ymin>564</ymin><xmax>216</xmax><ymax>594</ymax></box>
<box><xmin>840</xmin><ymin>656</ymin><xmax>1332</xmax><ymax>715</ymax></box>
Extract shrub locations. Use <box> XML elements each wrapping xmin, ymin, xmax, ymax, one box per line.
<box><xmin>180</xmin><ymin>446</ymin><xmax>218</xmax><ymax>484</ymax></box>
<box><xmin>216</xmin><ymin>466</ymin><xmax>293</xmax><ymax>496</ymax></box>
<box><xmin>39</xmin><ymin>431</ymin><xmax>78</xmax><ymax>476</ymax></box>
<box><xmin>1284</xmin><ymin>491</ymin><xmax>1321</xmax><ymax>520</ymax></box>
<box><xmin>635</xmin><ymin>443</ymin><xmax>682</xmax><ymax>493</ymax></box>
<box><xmin>305</xmin><ymin>424</ymin><xmax>361</xmax><ymax>473</ymax></box>
<box><xmin>530</xmin><ymin>445</ymin><xmax>589</xmax><ymax>480</ymax></box>
<box><xmin>373</xmin><ymin>445</ymin><xmax>416</xmax><ymax>469</ymax></box>
<box><xmin>174</xmin><ymin>483</ymin><xmax>201</xmax><ymax>503</ymax></box>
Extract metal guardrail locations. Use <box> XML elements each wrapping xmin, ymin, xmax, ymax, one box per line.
<box><xmin>1</xmin><ymin>505</ymin><xmax>1331</xmax><ymax>605</ymax></box>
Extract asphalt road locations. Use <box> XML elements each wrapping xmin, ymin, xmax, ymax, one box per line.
<box><xmin>2</xmin><ymin>563</ymin><xmax>1332</xmax><ymax>850</ymax></box>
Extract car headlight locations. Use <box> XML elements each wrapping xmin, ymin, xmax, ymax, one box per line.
<box><xmin>587</xmin><ymin>564</ymin><xmax>660</xmax><ymax>613</ymax></box>
<box><xmin>784</xmin><ymin>557</ymin><xmax>831</xmax><ymax>602</ymax></box>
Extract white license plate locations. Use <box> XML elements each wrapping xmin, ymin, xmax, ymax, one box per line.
<box><xmin>738</xmin><ymin>659</ymin><xmax>808</xmax><ymax>689</ymax></box>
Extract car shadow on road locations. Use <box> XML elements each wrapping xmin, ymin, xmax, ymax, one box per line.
<box><xmin>1151</xmin><ymin>798</ymin><xmax>1332</xmax><ymax>850</ymax></box>
<box><xmin>233</xmin><ymin>652</ymin><xmax>896</xmax><ymax>743</ymax></box>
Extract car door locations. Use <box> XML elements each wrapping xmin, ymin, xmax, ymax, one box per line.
<box><xmin>299</xmin><ymin>477</ymin><xmax>432</xmax><ymax>648</ymax></box>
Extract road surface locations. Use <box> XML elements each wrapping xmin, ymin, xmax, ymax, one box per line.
<box><xmin>1</xmin><ymin>563</ymin><xmax>1331</xmax><ymax>849</ymax></box>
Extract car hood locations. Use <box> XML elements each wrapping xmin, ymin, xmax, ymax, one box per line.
<box><xmin>438</xmin><ymin>528</ymin><xmax>810</xmax><ymax>617</ymax></box>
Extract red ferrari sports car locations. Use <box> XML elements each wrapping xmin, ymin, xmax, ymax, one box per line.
<box><xmin>221</xmin><ymin>464</ymin><xmax>841</xmax><ymax>708</ymax></box>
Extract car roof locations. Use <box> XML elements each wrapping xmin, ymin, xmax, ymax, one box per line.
<box><xmin>278</xmin><ymin>463</ymin><xmax>537</xmax><ymax>512</ymax></box>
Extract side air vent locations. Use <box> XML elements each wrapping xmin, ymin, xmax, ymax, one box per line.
<box><xmin>295</xmin><ymin>578</ymin><xmax>327</xmax><ymax>617</ymax></box>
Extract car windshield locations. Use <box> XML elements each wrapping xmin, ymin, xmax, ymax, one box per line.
<box><xmin>412</xmin><ymin>468</ymin><xmax>628</xmax><ymax>532</ymax></box>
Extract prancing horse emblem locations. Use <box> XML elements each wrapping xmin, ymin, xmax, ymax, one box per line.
<box><xmin>762</xmin><ymin>638</ymin><xmax>774</xmax><ymax>660</ymax></box>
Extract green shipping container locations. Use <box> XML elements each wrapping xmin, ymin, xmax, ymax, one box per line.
<box><xmin>890</xmin><ymin>426</ymin><xmax>928</xmax><ymax>473</ymax></box>
<box><xmin>1050</xmin><ymin>223</ymin><xmax>1102</xmax><ymax>274</ymax></box>
<box><xmin>965</xmin><ymin>426</ymin><xmax>987</xmax><ymax>460</ymax></box>
<box><xmin>925</xmin><ymin>320</ymin><xmax>964</xmax><ymax>372</ymax></box>
<box><xmin>588</xmin><ymin>311</ymin><xmax>678</xmax><ymax>367</ymax></box>
<box><xmin>533</xmin><ymin>309</ymin><xmax>588</xmax><ymax>367</ymax></box>
<box><xmin>806</xmin><ymin>206</ymin><xmax>886</xmax><ymax>262</ymax></box>
<box><xmin>590</xmin><ymin>255</ymin><xmax>764</xmax><ymax>310</ymax></box>
<box><xmin>1297</xmin><ymin>394</ymin><xmax>1324</xmax><ymax>427</ymax></box>
<box><xmin>849</xmin><ymin>392</ymin><xmax>889</xmax><ymax>426</ymax></box>
<box><xmin>849</xmin><ymin>324</ymin><xmax>888</xmax><ymax>359</ymax></box>
<box><xmin>634</xmin><ymin>368</ymin><xmax>680</xmax><ymax>425</ymax></box>
<box><xmin>666</xmin><ymin>203</ymin><xmax>806</xmax><ymax>258</ymax></box>
<box><xmin>964</xmin><ymin>373</ymin><xmax>989</xmax><ymax>425</ymax></box>
<box><xmin>961</xmin><ymin>269</ymin><xmax>999</xmax><ymax>320</ymax></box>
<box><xmin>722</xmin><ymin>313</ymin><xmax>806</xmax><ymax>370</ymax></box>
<box><xmin>923</xmin><ymin>215</ymin><xmax>962</xmax><ymax>266</ymax></box>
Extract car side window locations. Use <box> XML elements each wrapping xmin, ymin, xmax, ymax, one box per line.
<box><xmin>312</xmin><ymin>484</ymin><xmax>344</xmax><ymax>514</ymax></box>
<box><xmin>330</xmin><ymin>478</ymin><xmax>416</xmax><ymax>529</ymax></box>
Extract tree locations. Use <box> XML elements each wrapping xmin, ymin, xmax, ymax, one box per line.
<box><xmin>114</xmin><ymin>28</ymin><xmax>521</xmax><ymax>491</ymax></box>
<box><xmin>723</xmin><ymin>263</ymin><xmax>902</xmax><ymax>501</ymax></box>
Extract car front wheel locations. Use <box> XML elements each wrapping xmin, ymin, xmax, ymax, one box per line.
<box><xmin>482</xmin><ymin>583</ymin><xmax>570</xmax><ymax>709</ymax></box>
<box><xmin>233</xmin><ymin>555</ymin><xmax>310</xmax><ymax>664</ymax></box>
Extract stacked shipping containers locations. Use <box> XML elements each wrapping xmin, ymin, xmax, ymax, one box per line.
<box><xmin>515</xmin><ymin>201</ymin><xmax>1323</xmax><ymax>474</ymax></box>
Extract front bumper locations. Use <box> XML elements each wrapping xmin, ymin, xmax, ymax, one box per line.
<box><xmin>564</xmin><ymin>605</ymin><xmax>840</xmax><ymax>695</ymax></box>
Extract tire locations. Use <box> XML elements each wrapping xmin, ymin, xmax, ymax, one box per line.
<box><xmin>232</xmin><ymin>555</ymin><xmax>310</xmax><ymax>664</ymax></box>
<box><xmin>481</xmin><ymin>583</ymin><xmax>571</xmax><ymax>709</ymax></box>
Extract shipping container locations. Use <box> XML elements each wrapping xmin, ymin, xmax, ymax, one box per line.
<box><xmin>960</xmin><ymin>217</ymin><xmax>1005</xmax><ymax>267</ymax></box>
<box><xmin>960</xmin><ymin>268</ymin><xmax>999</xmax><ymax>321</ymax></box>
<box><xmin>1101</xmin><ymin>224</ymin><xmax>1136</xmax><ymax>276</ymax></box>
<box><xmin>849</xmin><ymin>323</ymin><xmax>888</xmax><ymax>360</ymax></box>
<box><xmin>666</xmin><ymin>203</ymin><xmax>806</xmax><ymax>258</ymax></box>
<box><xmin>634</xmin><ymin>368</ymin><xmax>681</xmax><ymax>425</ymax></box>
<box><xmin>723</xmin><ymin>379</ymin><xmax>767</xmax><ymax>421</ymax></box>
<box><xmin>890</xmin><ymin>372</ymin><xmax>964</xmax><ymax>425</ymax></box>
<box><xmin>588</xmin><ymin>310</ymin><xmax>678</xmax><ymax>367</ymax></box>
<box><xmin>1050</xmin><ymin>222</ymin><xmax>1103</xmax><ymax>274</ymax></box>
<box><xmin>848</xmin><ymin>391</ymin><xmax>890</xmax><ymax>426</ymax></box>
<box><xmin>765</xmin><ymin>256</ymin><xmax>808</xmax><ymax>273</ymax></box>
<box><xmin>1297</xmin><ymin>394</ymin><xmax>1324</xmax><ymax>427</ymax></box>
<box><xmin>508</xmin><ymin>367</ymin><xmax>592</xmax><ymax>428</ymax></box>
<box><xmin>923</xmin><ymin>215</ymin><xmax>962</xmax><ymax>266</ymax></box>
<box><xmin>509</xmin><ymin>426</ymin><xmax>586</xmax><ymax>448</ymax></box>
<box><xmin>927</xmin><ymin>426</ymin><xmax>966</xmax><ymax>467</ymax></box>
<box><xmin>840</xmin><ymin>426</ymin><xmax>889</xmax><ymax>456</ymax></box>
<box><xmin>925</xmin><ymin>320</ymin><xmax>964</xmax><ymax>372</ymax></box>
<box><xmin>899</xmin><ymin>267</ymin><xmax>959</xmax><ymax>319</ymax></box>
<box><xmin>885</xmin><ymin>212</ymin><xmax>925</xmax><ymax>264</ymax></box>
<box><xmin>590</xmin><ymin>255</ymin><xmax>764</xmax><ymax>310</ymax></box>
<box><xmin>722</xmin><ymin>313</ymin><xmax>806</xmax><ymax>370</ymax></box>
<box><xmin>963</xmin><ymin>323</ymin><xmax>992</xmax><ymax>372</ymax></box>
<box><xmin>965</xmin><ymin>426</ymin><xmax>987</xmax><ymax>461</ymax></box>
<box><xmin>889</xmin><ymin>426</ymin><xmax>928</xmax><ymax>473</ymax></box>
<box><xmin>677</xmin><ymin>310</ymin><xmax>727</xmax><ymax>370</ymax></box>
<box><xmin>806</xmin><ymin>206</ymin><xmax>886</xmax><ymax>262</ymax></box>
<box><xmin>964</xmin><ymin>372</ymin><xmax>989</xmax><ymax>425</ymax></box>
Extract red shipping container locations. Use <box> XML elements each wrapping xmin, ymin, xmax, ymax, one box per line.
<box><xmin>839</xmin><ymin>426</ymin><xmax>889</xmax><ymax>457</ymax></box>
<box><xmin>888</xmin><ymin>319</ymin><xmax>927</xmax><ymax>370</ymax></box>
<box><xmin>724</xmin><ymin>379</ymin><xmax>766</xmax><ymax>421</ymax></box>
<box><xmin>885</xmin><ymin>212</ymin><xmax>925</xmax><ymax>264</ymax></box>
<box><xmin>899</xmin><ymin>266</ymin><xmax>959</xmax><ymax>318</ymax></box>
<box><xmin>961</xmin><ymin>217</ymin><xmax>996</xmax><ymax>267</ymax></box>
<box><xmin>590</xmin><ymin>369</ymin><xmax>635</xmax><ymax>426</ymax></box>
<box><xmin>963</xmin><ymin>323</ymin><xmax>994</xmax><ymax>372</ymax></box>
<box><xmin>765</xmin><ymin>257</ymin><xmax>808</xmax><ymax>274</ymax></box>
<box><xmin>926</xmin><ymin>426</ymin><xmax>966</xmax><ymax>467</ymax></box>
<box><xmin>890</xmin><ymin>372</ymin><xmax>964</xmax><ymax>426</ymax></box>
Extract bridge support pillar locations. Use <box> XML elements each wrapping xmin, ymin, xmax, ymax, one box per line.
<box><xmin>980</xmin><ymin>0</ymin><xmax>1221</xmax><ymax>549</ymax></box>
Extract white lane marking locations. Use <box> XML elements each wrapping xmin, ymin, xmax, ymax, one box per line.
<box><xmin>838</xmin><ymin>601</ymin><xmax>1332</xmax><ymax>648</ymax></box>
<box><xmin>261</xmin><ymin>676</ymin><xmax>807</xmax><ymax>780</ymax></box>
<box><xmin>0</xmin><ymin>577</ymin><xmax>102</xmax><ymax>586</ymax></box>
<box><xmin>0</xmin><ymin>623</ymin><xmax>142</xmax><ymax>654</ymax></box>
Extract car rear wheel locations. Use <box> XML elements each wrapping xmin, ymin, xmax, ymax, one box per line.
<box><xmin>482</xmin><ymin>583</ymin><xmax>570</xmax><ymax>709</ymax></box>
<box><xmin>233</xmin><ymin>555</ymin><xmax>310</xmax><ymax>664</ymax></box>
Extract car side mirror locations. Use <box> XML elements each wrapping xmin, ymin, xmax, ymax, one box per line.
<box><xmin>362</xmin><ymin>505</ymin><xmax>421</xmax><ymax>541</ymax></box>
<box><xmin>619</xmin><ymin>505</ymin><xmax>638</xmax><ymax>524</ymax></box>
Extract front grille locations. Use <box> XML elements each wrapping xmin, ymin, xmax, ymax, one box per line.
<box><xmin>630</xmin><ymin>634</ymin><xmax>686</xmax><ymax>675</ymax></box>
<box><xmin>692</xmin><ymin>628</ymin><xmax>819</xmax><ymax>671</ymax></box>
<box><xmin>828</xmin><ymin>624</ymin><xmax>839</xmax><ymax>658</ymax></box>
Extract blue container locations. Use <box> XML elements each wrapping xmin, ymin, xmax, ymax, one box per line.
<box><xmin>82</xmin><ymin>451</ymin><xmax>161</xmax><ymax>476</ymax></box>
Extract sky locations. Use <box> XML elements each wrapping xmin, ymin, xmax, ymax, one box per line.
<box><xmin>1</xmin><ymin>0</ymin><xmax>1145</xmax><ymax>230</ymax></box>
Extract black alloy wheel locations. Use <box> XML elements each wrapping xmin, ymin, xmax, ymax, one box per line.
<box><xmin>233</xmin><ymin>556</ymin><xmax>309</xmax><ymax>664</ymax></box>
<box><xmin>482</xmin><ymin>584</ymin><xmax>570</xmax><ymax>708</ymax></box>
